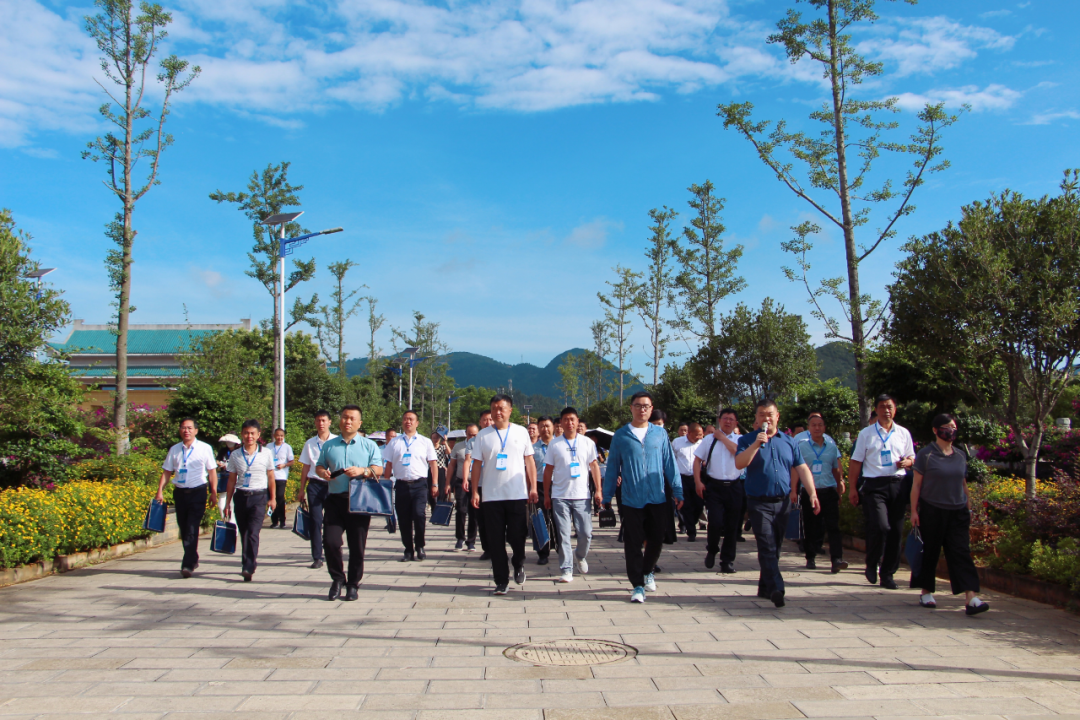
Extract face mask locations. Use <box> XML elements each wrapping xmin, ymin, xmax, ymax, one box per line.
<box><xmin>935</xmin><ymin>427</ymin><xmax>957</xmax><ymax>442</ymax></box>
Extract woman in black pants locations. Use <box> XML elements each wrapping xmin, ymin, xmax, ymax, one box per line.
<box><xmin>910</xmin><ymin>413</ymin><xmax>988</xmax><ymax>615</ymax></box>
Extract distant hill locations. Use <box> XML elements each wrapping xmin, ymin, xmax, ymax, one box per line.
<box><xmin>816</xmin><ymin>341</ymin><xmax>856</xmax><ymax>389</ymax></box>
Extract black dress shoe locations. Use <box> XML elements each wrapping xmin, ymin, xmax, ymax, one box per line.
<box><xmin>416</xmin><ymin>548</ymin><xmax>426</xmax><ymax>561</ymax></box>
<box><xmin>831</xmin><ymin>560</ymin><xmax>848</xmax><ymax>573</ymax></box>
<box><xmin>771</xmin><ymin>590</ymin><xmax>786</xmax><ymax>607</ymax></box>
<box><xmin>686</xmin><ymin>533</ymin><xmax>697</xmax><ymax>542</ymax></box>
<box><xmin>653</xmin><ymin>565</ymin><xmax>663</xmax><ymax>574</ymax></box>
<box><xmin>309</xmin><ymin>559</ymin><xmax>324</xmax><ymax>569</ymax></box>
<box><xmin>180</xmin><ymin>567</ymin><xmax>193</xmax><ymax>579</ymax></box>
<box><xmin>328</xmin><ymin>581</ymin><xmax>342</xmax><ymax>601</ymax></box>
<box><xmin>343</xmin><ymin>585</ymin><xmax>359</xmax><ymax>601</ymax></box>
<box><xmin>865</xmin><ymin>565</ymin><xmax>878</xmax><ymax>585</ymax></box>
<box><xmin>455</xmin><ymin>539</ymin><xmax>465</xmax><ymax>550</ymax></box>
<box><xmin>537</xmin><ymin>556</ymin><xmax>549</xmax><ymax>565</ymax></box>
<box><xmin>720</xmin><ymin>562</ymin><xmax>736</xmax><ymax>574</ymax></box>
<box><xmin>880</xmin><ymin>576</ymin><xmax>898</xmax><ymax>590</ymax></box>
<box><xmin>806</xmin><ymin>558</ymin><xmax>817</xmax><ymax>570</ymax></box>
<box><xmin>737</xmin><ymin>535</ymin><xmax>746</xmax><ymax>542</ymax></box>
<box><xmin>479</xmin><ymin>551</ymin><xmax>490</xmax><ymax>560</ymax></box>
<box><xmin>705</xmin><ymin>551</ymin><xmax>716</xmax><ymax>569</ymax></box>
<box><xmin>401</xmin><ymin>551</ymin><xmax>415</xmax><ymax>562</ymax></box>
<box><xmin>241</xmin><ymin>571</ymin><xmax>253</xmax><ymax>582</ymax></box>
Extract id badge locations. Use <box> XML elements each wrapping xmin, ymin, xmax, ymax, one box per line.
<box><xmin>812</xmin><ymin>461</ymin><xmax>822</xmax><ymax>474</ymax></box>
<box><xmin>244</xmin><ymin>471</ymin><xmax>252</xmax><ymax>487</ymax></box>
<box><xmin>495</xmin><ymin>453</ymin><xmax>508</xmax><ymax>471</ymax></box>
<box><xmin>569</xmin><ymin>461</ymin><xmax>581</xmax><ymax>478</ymax></box>
<box><xmin>402</xmin><ymin>452</ymin><xmax>412</xmax><ymax>467</ymax></box>
<box><xmin>177</xmin><ymin>468</ymin><xmax>187</xmax><ymax>485</ymax></box>
<box><xmin>880</xmin><ymin>449</ymin><xmax>892</xmax><ymax>465</ymax></box>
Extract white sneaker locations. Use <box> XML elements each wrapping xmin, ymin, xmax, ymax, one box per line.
<box><xmin>559</xmin><ymin>571</ymin><xmax>573</xmax><ymax>583</ymax></box>
<box><xmin>644</xmin><ymin>573</ymin><xmax>657</xmax><ymax>592</ymax></box>
<box><xmin>630</xmin><ymin>586</ymin><xmax>646</xmax><ymax>603</ymax></box>
<box><xmin>577</xmin><ymin>558</ymin><xmax>589</xmax><ymax>575</ymax></box>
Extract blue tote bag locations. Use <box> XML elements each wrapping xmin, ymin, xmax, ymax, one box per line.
<box><xmin>349</xmin><ymin>478</ymin><xmax>395</xmax><ymax>516</ymax></box>
<box><xmin>785</xmin><ymin>502</ymin><xmax>804</xmax><ymax>541</ymax></box>
<box><xmin>530</xmin><ymin>506</ymin><xmax>550</xmax><ymax>551</ymax></box>
<box><xmin>143</xmin><ymin>499</ymin><xmax>167</xmax><ymax>533</ymax></box>
<box><xmin>292</xmin><ymin>506</ymin><xmax>312</xmax><ymax>541</ymax></box>
<box><xmin>210</xmin><ymin>520</ymin><xmax>237</xmax><ymax>554</ymax></box>
<box><xmin>429</xmin><ymin>500</ymin><xmax>453</xmax><ymax>526</ymax></box>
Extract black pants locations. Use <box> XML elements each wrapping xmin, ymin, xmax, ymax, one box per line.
<box><xmin>323</xmin><ymin>493</ymin><xmax>370</xmax><ymax>587</ymax></box>
<box><xmin>680</xmin><ymin>475</ymin><xmax>703</xmax><ymax>537</ymax></box>
<box><xmin>913</xmin><ymin>503</ymin><xmax>980</xmax><ymax>595</ymax></box>
<box><xmin>705</xmin><ymin>478</ymin><xmax>744</xmax><ymax>564</ymax></box>
<box><xmin>803</xmin><ymin>486</ymin><xmax>843</xmax><ymax>561</ymax></box>
<box><xmin>663</xmin><ymin>483</ymin><xmax>678</xmax><ymax>544</ymax></box>
<box><xmin>476</xmin><ymin>486</ymin><xmax>488</xmax><ymax>551</ymax></box>
<box><xmin>863</xmin><ymin>476</ymin><xmax>906</xmax><ymax>579</ymax></box>
<box><xmin>452</xmin><ymin>479</ymin><xmax>477</xmax><ymax>544</ymax></box>
<box><xmin>173</xmin><ymin>485</ymin><xmax>207</xmax><ymax>571</ymax></box>
<box><xmin>748</xmin><ymin>496</ymin><xmax>791</xmax><ymax>598</ymax></box>
<box><xmin>533</xmin><ymin>482</ymin><xmax>551</xmax><ymax>560</ymax></box>
<box><xmin>305</xmin><ymin>480</ymin><xmax>329</xmax><ymax>562</ymax></box>
<box><xmin>232</xmin><ymin>490</ymin><xmax>268</xmax><ymax>574</ymax></box>
<box><xmin>481</xmin><ymin>499</ymin><xmax>527</xmax><ymax>586</ymax></box>
<box><xmin>271</xmin><ymin>480</ymin><xmax>288</xmax><ymax>525</ymax></box>
<box><xmin>621</xmin><ymin>502</ymin><xmax>667</xmax><ymax>588</ymax></box>
<box><xmin>395</xmin><ymin>479</ymin><xmax>428</xmax><ymax>553</ymax></box>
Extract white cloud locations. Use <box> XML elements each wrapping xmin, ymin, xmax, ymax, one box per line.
<box><xmin>979</xmin><ymin>9</ymin><xmax>1011</xmax><ymax>19</ymax></box>
<box><xmin>893</xmin><ymin>83</ymin><xmax>1022</xmax><ymax>112</ymax></box>
<box><xmin>1025</xmin><ymin>110</ymin><xmax>1080</xmax><ymax>126</ymax></box>
<box><xmin>859</xmin><ymin>16</ymin><xmax>1015</xmax><ymax>77</ymax></box>
<box><xmin>564</xmin><ymin>217</ymin><xmax>621</xmax><ymax>249</ymax></box>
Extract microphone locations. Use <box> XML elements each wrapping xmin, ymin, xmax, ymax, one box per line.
<box><xmin>762</xmin><ymin>421</ymin><xmax>770</xmax><ymax>443</ymax></box>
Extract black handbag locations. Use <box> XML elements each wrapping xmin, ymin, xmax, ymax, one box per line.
<box><xmin>598</xmin><ymin>506</ymin><xmax>617</xmax><ymax>528</ymax></box>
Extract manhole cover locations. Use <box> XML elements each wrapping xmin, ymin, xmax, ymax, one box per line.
<box><xmin>504</xmin><ymin>639</ymin><xmax>637</xmax><ymax>666</ymax></box>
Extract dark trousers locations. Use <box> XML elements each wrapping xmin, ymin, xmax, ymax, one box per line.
<box><xmin>804</xmin><ymin>486</ymin><xmax>843</xmax><ymax>561</ymax></box>
<box><xmin>663</xmin><ymin>483</ymin><xmax>678</xmax><ymax>544</ymax></box>
<box><xmin>452</xmin><ymin>479</ymin><xmax>477</xmax><ymax>543</ymax></box>
<box><xmin>705</xmin><ymin>478</ymin><xmax>744</xmax><ymax>564</ymax></box>
<box><xmin>621</xmin><ymin>502</ymin><xmax>667</xmax><ymax>588</ymax></box>
<box><xmin>913</xmin><ymin>503</ymin><xmax>980</xmax><ymax>595</ymax></box>
<box><xmin>476</xmin><ymin>486</ymin><xmax>488</xmax><ymax>551</ymax></box>
<box><xmin>481</xmin><ymin>499</ymin><xmax>528</xmax><ymax>586</ymax></box>
<box><xmin>680</xmin><ymin>475</ymin><xmax>703</xmax><ymax>537</ymax></box>
<box><xmin>863</xmin><ymin>476</ymin><xmax>906</xmax><ymax>579</ymax></box>
<box><xmin>271</xmin><ymin>480</ymin><xmax>288</xmax><ymax>525</ymax></box>
<box><xmin>232</xmin><ymin>490</ymin><xmax>268</xmax><ymax>574</ymax></box>
<box><xmin>533</xmin><ymin>482</ymin><xmax>551</xmax><ymax>560</ymax></box>
<box><xmin>305</xmin><ymin>480</ymin><xmax>329</xmax><ymax>562</ymax></box>
<box><xmin>395</xmin><ymin>479</ymin><xmax>428</xmax><ymax>552</ymax></box>
<box><xmin>173</xmin><ymin>485</ymin><xmax>207</xmax><ymax>571</ymax></box>
<box><xmin>323</xmin><ymin>493</ymin><xmax>371</xmax><ymax>587</ymax></box>
<box><xmin>748</xmin><ymin>496</ymin><xmax>791</xmax><ymax>598</ymax></box>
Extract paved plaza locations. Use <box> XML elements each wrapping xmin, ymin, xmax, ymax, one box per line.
<box><xmin>2</xmin><ymin>514</ymin><xmax>1080</xmax><ymax>720</ymax></box>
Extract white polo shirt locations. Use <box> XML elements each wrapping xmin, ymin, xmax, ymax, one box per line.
<box><xmin>472</xmin><ymin>424</ymin><xmax>534</xmax><ymax>502</ymax></box>
<box><xmin>545</xmin><ymin>434</ymin><xmax>598</xmax><ymax>500</ymax></box>
<box><xmin>299</xmin><ymin>434</ymin><xmax>337</xmax><ymax>481</ymax></box>
<box><xmin>226</xmin><ymin>445</ymin><xmax>276</xmax><ymax>491</ymax></box>
<box><xmin>694</xmin><ymin>432</ymin><xmax>740</xmax><ymax>481</ymax></box>
<box><xmin>851</xmin><ymin>422</ymin><xmax>914</xmax><ymax>478</ymax></box>
<box><xmin>269</xmin><ymin>441</ymin><xmax>294</xmax><ymax>481</ymax></box>
<box><xmin>384</xmin><ymin>433</ymin><xmax>437</xmax><ymax>481</ymax></box>
<box><xmin>671</xmin><ymin>436</ymin><xmax>701</xmax><ymax>476</ymax></box>
<box><xmin>162</xmin><ymin>440</ymin><xmax>216</xmax><ymax>489</ymax></box>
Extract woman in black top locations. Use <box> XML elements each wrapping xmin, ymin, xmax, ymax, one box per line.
<box><xmin>909</xmin><ymin>413</ymin><xmax>988</xmax><ymax>615</ymax></box>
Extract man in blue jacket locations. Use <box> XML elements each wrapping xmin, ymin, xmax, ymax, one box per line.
<box><xmin>603</xmin><ymin>391</ymin><xmax>683</xmax><ymax>603</ymax></box>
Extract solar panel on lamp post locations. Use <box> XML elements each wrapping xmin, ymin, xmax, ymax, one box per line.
<box><xmin>26</xmin><ymin>268</ymin><xmax>55</xmax><ymax>299</ymax></box>
<box><xmin>261</xmin><ymin>212</ymin><xmax>343</xmax><ymax>431</ymax></box>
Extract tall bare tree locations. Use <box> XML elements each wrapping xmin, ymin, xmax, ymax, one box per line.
<box><xmin>599</xmin><ymin>265</ymin><xmax>641</xmax><ymax>404</ymax></box>
<box><xmin>83</xmin><ymin>0</ymin><xmax>199</xmax><ymax>454</ymax></box>
<box><xmin>636</xmin><ymin>207</ymin><xmax>679</xmax><ymax>386</ymax></box>
<box><xmin>315</xmin><ymin>260</ymin><xmax>366</xmax><ymax>374</ymax></box>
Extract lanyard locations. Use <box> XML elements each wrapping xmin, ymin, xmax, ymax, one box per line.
<box><xmin>402</xmin><ymin>435</ymin><xmax>415</xmax><ymax>452</ymax></box>
<box><xmin>180</xmin><ymin>443</ymin><xmax>195</xmax><ymax>468</ymax></box>
<box><xmin>273</xmin><ymin>443</ymin><xmax>282</xmax><ymax>460</ymax></box>
<box><xmin>874</xmin><ymin>423</ymin><xmax>894</xmax><ymax>447</ymax></box>
<box><xmin>494</xmin><ymin>427</ymin><xmax>509</xmax><ymax>454</ymax></box>
<box><xmin>811</xmin><ymin>440</ymin><xmax>826</xmax><ymax>461</ymax></box>
<box><xmin>240</xmin><ymin>446</ymin><xmax>258</xmax><ymax>471</ymax></box>
<box><xmin>563</xmin><ymin>436</ymin><xmax>578</xmax><ymax>459</ymax></box>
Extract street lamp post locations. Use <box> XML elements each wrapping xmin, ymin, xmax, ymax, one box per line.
<box><xmin>448</xmin><ymin>394</ymin><xmax>458</xmax><ymax>428</ymax></box>
<box><xmin>391</xmin><ymin>359</ymin><xmax>405</xmax><ymax>405</ymax></box>
<box><xmin>261</xmin><ymin>212</ymin><xmax>343</xmax><ymax>431</ymax></box>
<box><xmin>523</xmin><ymin>404</ymin><xmax>533</xmax><ymax>425</ymax></box>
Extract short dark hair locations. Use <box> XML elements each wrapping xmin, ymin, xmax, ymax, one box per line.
<box><xmin>719</xmin><ymin>408</ymin><xmax>738</xmax><ymax>421</ymax></box>
<box><xmin>874</xmin><ymin>394</ymin><xmax>896</xmax><ymax>407</ymax></box>
<box><xmin>340</xmin><ymin>405</ymin><xmax>363</xmax><ymax>418</ymax></box>
<box><xmin>559</xmin><ymin>407</ymin><xmax>579</xmax><ymax>420</ymax></box>
<box><xmin>314</xmin><ymin>409</ymin><xmax>331</xmax><ymax>420</ymax></box>
<box><xmin>274</xmin><ymin>427</ymin><xmax>285</xmax><ymax>434</ymax></box>
<box><xmin>932</xmin><ymin>412</ymin><xmax>957</xmax><ymax>429</ymax></box>
<box><xmin>755</xmin><ymin>398</ymin><xmax>779</xmax><ymax>412</ymax></box>
<box><xmin>688</xmin><ymin>422</ymin><xmax>703</xmax><ymax>433</ymax></box>
<box><xmin>677</xmin><ymin>422</ymin><xmax>689</xmax><ymax>429</ymax></box>
<box><xmin>179</xmin><ymin>417</ymin><xmax>198</xmax><ymax>428</ymax></box>
<box><xmin>402</xmin><ymin>409</ymin><xmax>418</xmax><ymax>421</ymax></box>
<box><xmin>466</xmin><ymin>423</ymin><xmax>479</xmax><ymax>432</ymax></box>
<box><xmin>649</xmin><ymin>409</ymin><xmax>667</xmax><ymax>423</ymax></box>
<box><xmin>629</xmin><ymin>391</ymin><xmax>653</xmax><ymax>405</ymax></box>
<box><xmin>386</xmin><ymin>426</ymin><xmax>397</xmax><ymax>433</ymax></box>
<box><xmin>490</xmin><ymin>393</ymin><xmax>513</xmax><ymax>408</ymax></box>
<box><xmin>807</xmin><ymin>412</ymin><xmax>825</xmax><ymax>424</ymax></box>
<box><xmin>241</xmin><ymin>419</ymin><xmax>261</xmax><ymax>431</ymax></box>
<box><xmin>478</xmin><ymin>410</ymin><xmax>491</xmax><ymax>421</ymax></box>
<box><xmin>537</xmin><ymin>415</ymin><xmax>554</xmax><ymax>425</ymax></box>
<box><xmin>792</xmin><ymin>423</ymin><xmax>806</xmax><ymax>431</ymax></box>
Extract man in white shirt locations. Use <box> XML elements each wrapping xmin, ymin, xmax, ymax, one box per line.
<box><xmin>224</xmin><ymin>419</ymin><xmax>277</xmax><ymax>582</ymax></box>
<box><xmin>464</xmin><ymin>410</ymin><xmax>493</xmax><ymax>559</ymax></box>
<box><xmin>543</xmin><ymin>407</ymin><xmax>602</xmax><ymax>583</ymax></box>
<box><xmin>672</xmin><ymin>423</ymin><xmax>704</xmax><ymax>540</ymax></box>
<box><xmin>446</xmin><ymin>424</ymin><xmax>479</xmax><ymax>550</ymax></box>
<box><xmin>694</xmin><ymin>409</ymin><xmax>744</xmax><ymax>574</ymax></box>
<box><xmin>268</xmin><ymin>427</ymin><xmax>295</xmax><ymax>529</ymax></box>
<box><xmin>470</xmin><ymin>395</ymin><xmax>538</xmax><ymax>595</ymax></box>
<box><xmin>296</xmin><ymin>410</ymin><xmax>337</xmax><ymax>569</ymax></box>
<box><xmin>848</xmin><ymin>394</ymin><xmax>916</xmax><ymax>590</ymax></box>
<box><xmin>157</xmin><ymin>417</ymin><xmax>218</xmax><ymax>578</ymax></box>
<box><xmin>383</xmin><ymin>410</ymin><xmax>438</xmax><ymax>561</ymax></box>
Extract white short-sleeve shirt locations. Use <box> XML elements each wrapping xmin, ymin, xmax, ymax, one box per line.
<box><xmin>694</xmin><ymin>432</ymin><xmax>740</xmax><ymax>481</ymax></box>
<box><xmin>851</xmin><ymin>422</ymin><xmax>914</xmax><ymax>478</ymax></box>
<box><xmin>299</xmin><ymin>434</ymin><xmax>337</xmax><ymax>480</ymax></box>
<box><xmin>472</xmin><ymin>424</ymin><xmax>534</xmax><ymax>502</ymax></box>
<box><xmin>269</xmin><ymin>441</ymin><xmax>294</xmax><ymax>481</ymax></box>
<box><xmin>162</xmin><ymin>440</ymin><xmax>216</xmax><ymax>489</ymax></box>
<box><xmin>226</xmin><ymin>445</ymin><xmax>276</xmax><ymax>491</ymax></box>
<box><xmin>671</xmin><ymin>436</ymin><xmax>701</xmax><ymax>476</ymax></box>
<box><xmin>384</xmin><ymin>434</ymin><xmax>437</xmax><ymax>481</ymax></box>
<box><xmin>545</xmin><ymin>434</ymin><xmax>598</xmax><ymax>500</ymax></box>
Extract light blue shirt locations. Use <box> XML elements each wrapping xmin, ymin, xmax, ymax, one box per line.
<box><xmin>532</xmin><ymin>439</ymin><xmax>550</xmax><ymax>475</ymax></box>
<box><xmin>315</xmin><ymin>434</ymin><xmax>383</xmax><ymax>494</ymax></box>
<box><xmin>603</xmin><ymin>423</ymin><xmax>682</xmax><ymax>509</ymax></box>
<box><xmin>798</xmin><ymin>436</ymin><xmax>841</xmax><ymax>489</ymax></box>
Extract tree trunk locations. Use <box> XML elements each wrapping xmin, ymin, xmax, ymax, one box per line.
<box><xmin>113</xmin><ymin>218</ymin><xmax>133</xmax><ymax>455</ymax></box>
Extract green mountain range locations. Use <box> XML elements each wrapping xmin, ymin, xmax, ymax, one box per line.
<box><xmin>815</xmin><ymin>341</ymin><xmax>857</xmax><ymax>389</ymax></box>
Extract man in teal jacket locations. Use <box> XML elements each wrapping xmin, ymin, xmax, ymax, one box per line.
<box><xmin>603</xmin><ymin>391</ymin><xmax>683</xmax><ymax>603</ymax></box>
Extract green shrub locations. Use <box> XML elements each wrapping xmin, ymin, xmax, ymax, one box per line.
<box><xmin>986</xmin><ymin>520</ymin><xmax>1034</xmax><ymax>575</ymax></box>
<box><xmin>1030</xmin><ymin>538</ymin><xmax>1080</xmax><ymax>591</ymax></box>
<box><xmin>70</xmin><ymin>454</ymin><xmax>163</xmax><ymax>487</ymax></box>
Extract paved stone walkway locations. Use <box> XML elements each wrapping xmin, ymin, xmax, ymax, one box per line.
<box><xmin>2</xmin><ymin>510</ymin><xmax>1080</xmax><ymax>719</ymax></box>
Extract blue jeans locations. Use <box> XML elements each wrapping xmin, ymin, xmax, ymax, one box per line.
<box><xmin>552</xmin><ymin>498</ymin><xmax>592</xmax><ymax>572</ymax></box>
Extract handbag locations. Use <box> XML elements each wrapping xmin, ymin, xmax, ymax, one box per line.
<box><xmin>143</xmin><ymin>499</ymin><xmax>167</xmax><ymax>533</ymax></box>
<box><xmin>349</xmin><ymin>478</ymin><xmax>394</xmax><ymax>516</ymax></box>
<box><xmin>785</xmin><ymin>502</ymin><xmax>804</xmax><ymax>541</ymax></box>
<box><xmin>430</xmin><ymin>500</ymin><xmax>454</xmax><ymax>526</ymax></box>
<box><xmin>530</xmin><ymin>506</ymin><xmax>550</xmax><ymax>552</ymax></box>
<box><xmin>906</xmin><ymin>526</ymin><xmax>924</xmax><ymax>579</ymax></box>
<box><xmin>598</xmin><ymin>506</ymin><xmax>617</xmax><ymax>528</ymax></box>
<box><xmin>292</xmin><ymin>506</ymin><xmax>312</xmax><ymax>540</ymax></box>
<box><xmin>210</xmin><ymin>520</ymin><xmax>237</xmax><ymax>554</ymax></box>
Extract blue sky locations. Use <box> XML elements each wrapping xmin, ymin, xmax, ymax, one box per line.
<box><xmin>3</xmin><ymin>0</ymin><xmax>1078</xmax><ymax>377</ymax></box>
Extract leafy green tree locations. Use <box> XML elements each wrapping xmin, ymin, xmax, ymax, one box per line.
<box><xmin>719</xmin><ymin>0</ymin><xmax>961</xmax><ymax>424</ymax></box>
<box><xmin>636</xmin><ymin>207</ymin><xmax>679</xmax><ymax>386</ymax></box>
<box><xmin>889</xmin><ymin>171</ymin><xmax>1080</xmax><ymax>496</ymax></box>
<box><xmin>651</xmin><ymin>361</ymin><xmax>715</xmax><ymax>429</ymax></box>
<box><xmin>598</xmin><ymin>265</ymin><xmax>640</xmax><ymax>404</ymax></box>
<box><xmin>672</xmin><ymin>181</ymin><xmax>745</xmax><ymax>346</ymax></box>
<box><xmin>315</xmin><ymin>260</ymin><xmax>367</xmax><ymax>375</ymax></box>
<box><xmin>0</xmin><ymin>211</ymin><xmax>88</xmax><ymax>486</ymax></box>
<box><xmin>209</xmin><ymin>162</ymin><xmax>319</xmax><ymax>429</ymax></box>
<box><xmin>784</xmin><ymin>379</ymin><xmax>861</xmax><ymax>436</ymax></box>
<box><xmin>82</xmin><ymin>0</ymin><xmax>199</xmax><ymax>454</ymax></box>
<box><xmin>391</xmin><ymin>311</ymin><xmax>454</xmax><ymax>427</ymax></box>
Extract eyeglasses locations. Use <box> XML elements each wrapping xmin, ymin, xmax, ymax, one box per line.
<box><xmin>631</xmin><ymin>404</ymin><xmax>653</xmax><ymax>409</ymax></box>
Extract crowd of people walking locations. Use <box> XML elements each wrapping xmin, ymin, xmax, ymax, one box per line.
<box><xmin>155</xmin><ymin>391</ymin><xmax>988</xmax><ymax>615</ymax></box>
